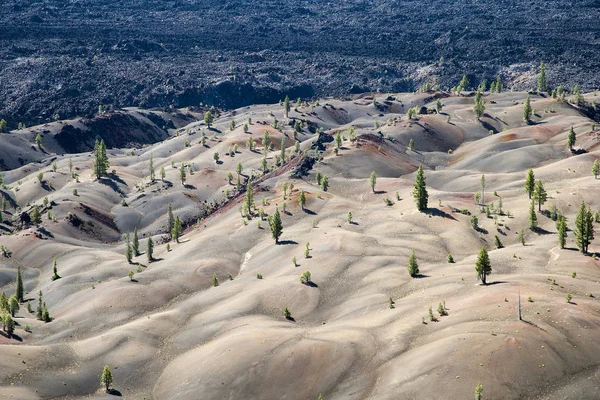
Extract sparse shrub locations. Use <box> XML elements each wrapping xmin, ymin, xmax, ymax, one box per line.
<box><xmin>256</xmin><ymin>273</ymin><xmax>263</xmax><ymax>279</ymax></box>
<box><xmin>572</xmin><ymin>271</ymin><xmax>577</xmax><ymax>278</ymax></box>
<box><xmin>300</xmin><ymin>270</ymin><xmax>311</xmax><ymax>285</ymax></box>
<box><xmin>447</xmin><ymin>254</ymin><xmax>454</xmax><ymax>263</ymax></box>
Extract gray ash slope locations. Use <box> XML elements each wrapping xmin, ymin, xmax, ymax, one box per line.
<box><xmin>1</xmin><ymin>0</ymin><xmax>600</xmax><ymax>127</ymax></box>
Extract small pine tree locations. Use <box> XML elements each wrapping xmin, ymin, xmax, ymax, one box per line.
<box><xmin>518</xmin><ymin>229</ymin><xmax>525</xmax><ymax>246</ymax></box>
<box><xmin>300</xmin><ymin>270</ymin><xmax>311</xmax><ymax>284</ymax></box>
<box><xmin>475</xmin><ymin>383</ymin><xmax>483</xmax><ymax>400</ymax></box>
<box><xmin>447</xmin><ymin>254</ymin><xmax>454</xmax><ymax>263</ymax></box>
<box><xmin>16</xmin><ymin>266</ymin><xmax>24</xmax><ymax>303</ymax></box>
<box><xmin>31</xmin><ymin>205</ymin><xmax>42</xmax><ymax>225</ymax></box>
<box><xmin>523</xmin><ymin>95</ymin><xmax>532</xmax><ymax>123</ymax></box>
<box><xmin>8</xmin><ymin>295</ymin><xmax>19</xmax><ymax>317</ymax></box>
<box><xmin>593</xmin><ymin>159</ymin><xmax>600</xmax><ymax>179</ymax></box>
<box><xmin>321</xmin><ymin>175</ymin><xmax>329</xmax><ymax>192</ymax></box>
<box><xmin>567</xmin><ymin>126</ymin><xmax>576</xmax><ymax>150</ymax></box>
<box><xmin>132</xmin><ymin>227</ymin><xmax>140</xmax><ymax>256</ymax></box>
<box><xmin>412</xmin><ymin>164</ymin><xmax>429</xmax><ymax>212</ymax></box>
<box><xmin>574</xmin><ymin>201</ymin><xmax>594</xmax><ymax>253</ymax></box>
<box><xmin>473</xmin><ymin>90</ymin><xmax>485</xmax><ymax>119</ymax></box>
<box><xmin>537</xmin><ymin>62</ymin><xmax>548</xmax><ymax>92</ymax></box>
<box><xmin>36</xmin><ymin>291</ymin><xmax>43</xmax><ymax>320</ymax></box>
<box><xmin>101</xmin><ymin>365</ymin><xmax>113</xmax><ymax>392</ymax></box>
<box><xmin>369</xmin><ymin>171</ymin><xmax>377</xmax><ymax>193</ymax></box>
<box><xmin>524</xmin><ymin>168</ymin><xmax>535</xmax><ymax>199</ymax></box>
<box><xmin>528</xmin><ymin>199</ymin><xmax>537</xmax><ymax>231</ymax></box>
<box><xmin>167</xmin><ymin>202</ymin><xmax>174</xmax><ymax>233</ymax></box>
<box><xmin>407</xmin><ymin>249</ymin><xmax>419</xmax><ymax>277</ymax></box>
<box><xmin>146</xmin><ymin>237</ymin><xmax>154</xmax><ymax>263</ymax></box>
<box><xmin>125</xmin><ymin>233</ymin><xmax>133</xmax><ymax>263</ymax></box>
<box><xmin>284</xmin><ymin>95</ymin><xmax>291</xmax><ymax>119</ymax></box>
<box><xmin>494</xmin><ymin>235</ymin><xmax>503</xmax><ymax>249</ymax></box>
<box><xmin>42</xmin><ymin>302</ymin><xmax>50</xmax><ymax>322</ymax></box>
<box><xmin>557</xmin><ymin>215</ymin><xmax>567</xmax><ymax>249</ymax></box>
<box><xmin>270</xmin><ymin>207</ymin><xmax>283</xmax><ymax>244</ymax></box>
<box><xmin>92</xmin><ymin>139</ymin><xmax>110</xmax><ymax>179</ymax></box>
<box><xmin>148</xmin><ymin>153</ymin><xmax>155</xmax><ymax>182</ymax></box>
<box><xmin>171</xmin><ymin>216</ymin><xmax>183</xmax><ymax>243</ymax></box>
<box><xmin>408</xmin><ymin>138</ymin><xmax>415</xmax><ymax>151</ymax></box>
<box><xmin>179</xmin><ymin>164</ymin><xmax>186</xmax><ymax>185</ymax></box>
<box><xmin>283</xmin><ymin>307</ymin><xmax>292</xmax><ymax>319</ymax></box>
<box><xmin>160</xmin><ymin>166</ymin><xmax>166</xmax><ymax>181</ymax></box>
<box><xmin>204</xmin><ymin>111</ymin><xmax>214</xmax><ymax>127</ymax></box>
<box><xmin>475</xmin><ymin>246</ymin><xmax>492</xmax><ymax>285</ymax></box>
<box><xmin>212</xmin><ymin>273</ymin><xmax>219</xmax><ymax>287</ymax></box>
<box><xmin>533</xmin><ymin>180</ymin><xmax>547</xmax><ymax>211</ymax></box>
<box><xmin>299</xmin><ymin>190</ymin><xmax>306</xmax><ymax>210</ymax></box>
<box><xmin>51</xmin><ymin>257</ymin><xmax>60</xmax><ymax>281</ymax></box>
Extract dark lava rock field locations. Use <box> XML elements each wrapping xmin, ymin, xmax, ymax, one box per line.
<box><xmin>1</xmin><ymin>0</ymin><xmax>600</xmax><ymax>127</ymax></box>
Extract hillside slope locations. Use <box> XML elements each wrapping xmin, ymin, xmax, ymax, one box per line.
<box><xmin>0</xmin><ymin>91</ymin><xmax>600</xmax><ymax>399</ymax></box>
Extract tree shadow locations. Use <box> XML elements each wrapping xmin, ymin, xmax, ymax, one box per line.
<box><xmin>374</xmin><ymin>190</ymin><xmax>387</xmax><ymax>194</ymax></box>
<box><xmin>37</xmin><ymin>227</ymin><xmax>54</xmax><ymax>238</ymax></box>
<box><xmin>413</xmin><ymin>274</ymin><xmax>430</xmax><ymax>279</ymax></box>
<box><xmin>480</xmin><ymin>119</ymin><xmax>497</xmax><ymax>133</ymax></box>
<box><xmin>531</xmin><ymin>227</ymin><xmax>552</xmax><ymax>235</ymax></box>
<box><xmin>349</xmin><ymin>221</ymin><xmax>359</xmax><ymax>225</ymax></box>
<box><xmin>98</xmin><ymin>178</ymin><xmax>125</xmax><ymax>195</ymax></box>
<box><xmin>425</xmin><ymin>208</ymin><xmax>457</xmax><ymax>221</ymax></box>
<box><xmin>109</xmin><ymin>173</ymin><xmax>127</xmax><ymax>186</ymax></box>
<box><xmin>107</xmin><ymin>389</ymin><xmax>123</xmax><ymax>396</ymax></box>
<box><xmin>215</xmin><ymin>160</ymin><xmax>223</xmax><ymax>165</ymax></box>
<box><xmin>485</xmin><ymin>281</ymin><xmax>508</xmax><ymax>286</ymax></box>
<box><xmin>520</xmin><ymin>319</ymin><xmax>548</xmax><ymax>333</ymax></box>
<box><xmin>302</xmin><ymin>208</ymin><xmax>317</xmax><ymax>215</ymax></box>
<box><xmin>305</xmin><ymin>281</ymin><xmax>319</xmax><ymax>288</ymax></box>
<box><xmin>184</xmin><ymin>184</ymin><xmax>197</xmax><ymax>190</ymax></box>
<box><xmin>277</xmin><ymin>240</ymin><xmax>298</xmax><ymax>245</ymax></box>
<box><xmin>572</xmin><ymin>148</ymin><xmax>588</xmax><ymax>155</ymax></box>
<box><xmin>285</xmin><ymin>316</ymin><xmax>296</xmax><ymax>322</ymax></box>
<box><xmin>475</xmin><ymin>227</ymin><xmax>489</xmax><ymax>234</ymax></box>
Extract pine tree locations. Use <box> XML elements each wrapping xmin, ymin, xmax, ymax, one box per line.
<box><xmin>523</xmin><ymin>95</ymin><xmax>532</xmax><ymax>123</ymax></box>
<box><xmin>524</xmin><ymin>168</ymin><xmax>535</xmax><ymax>199</ymax></box>
<box><xmin>101</xmin><ymin>365</ymin><xmax>113</xmax><ymax>392</ymax></box>
<box><xmin>475</xmin><ymin>383</ymin><xmax>483</xmax><ymax>400</ymax></box>
<box><xmin>537</xmin><ymin>62</ymin><xmax>548</xmax><ymax>92</ymax></box>
<box><xmin>321</xmin><ymin>175</ymin><xmax>329</xmax><ymax>192</ymax></box>
<box><xmin>245</xmin><ymin>181</ymin><xmax>254</xmax><ymax>218</ymax></box>
<box><xmin>458</xmin><ymin>74</ymin><xmax>469</xmax><ymax>92</ymax></box>
<box><xmin>160</xmin><ymin>166</ymin><xmax>166</xmax><ymax>181</ymax></box>
<box><xmin>42</xmin><ymin>302</ymin><xmax>50</xmax><ymax>322</ymax></box>
<box><xmin>269</xmin><ymin>207</ymin><xmax>283</xmax><ymax>244</ymax></box>
<box><xmin>179</xmin><ymin>164</ymin><xmax>186</xmax><ymax>185</ymax></box>
<box><xmin>51</xmin><ymin>257</ymin><xmax>60</xmax><ymax>281</ymax></box>
<box><xmin>31</xmin><ymin>205</ymin><xmax>42</xmax><ymax>225</ymax></box>
<box><xmin>125</xmin><ymin>233</ymin><xmax>133</xmax><ymax>263</ymax></box>
<box><xmin>413</xmin><ymin>164</ymin><xmax>429</xmax><ymax>212</ymax></box>
<box><xmin>16</xmin><ymin>266</ymin><xmax>24</xmax><ymax>303</ymax></box>
<box><xmin>299</xmin><ymin>190</ymin><xmax>306</xmax><ymax>210</ymax></box>
<box><xmin>369</xmin><ymin>171</ymin><xmax>377</xmax><ymax>193</ymax></box>
<box><xmin>148</xmin><ymin>153</ymin><xmax>155</xmax><ymax>182</ymax></box>
<box><xmin>567</xmin><ymin>126</ymin><xmax>576</xmax><ymax>150</ymax></box>
<box><xmin>132</xmin><ymin>227</ymin><xmax>140</xmax><ymax>256</ymax></box>
<box><xmin>475</xmin><ymin>246</ymin><xmax>492</xmax><ymax>285</ymax></box>
<box><xmin>473</xmin><ymin>90</ymin><xmax>485</xmax><ymax>119</ymax></box>
<box><xmin>36</xmin><ymin>290</ymin><xmax>43</xmax><ymax>320</ymax></box>
<box><xmin>574</xmin><ymin>202</ymin><xmax>594</xmax><ymax>253</ymax></box>
<box><xmin>593</xmin><ymin>159</ymin><xmax>600</xmax><ymax>179</ymax></box>
<box><xmin>212</xmin><ymin>273</ymin><xmax>219</xmax><ymax>287</ymax></box>
<box><xmin>528</xmin><ymin>199</ymin><xmax>537</xmax><ymax>231</ymax></box>
<box><xmin>284</xmin><ymin>95</ymin><xmax>290</xmax><ymax>119</ymax></box>
<box><xmin>435</xmin><ymin>99</ymin><xmax>443</xmax><ymax>113</ymax></box>
<box><xmin>557</xmin><ymin>215</ymin><xmax>567</xmax><ymax>249</ymax></box>
<box><xmin>407</xmin><ymin>249</ymin><xmax>419</xmax><ymax>277</ymax></box>
<box><xmin>518</xmin><ymin>229</ymin><xmax>525</xmax><ymax>246</ymax></box>
<box><xmin>204</xmin><ymin>111</ymin><xmax>214</xmax><ymax>127</ymax></box>
<box><xmin>8</xmin><ymin>295</ymin><xmax>18</xmax><ymax>317</ymax></box>
<box><xmin>92</xmin><ymin>139</ymin><xmax>109</xmax><ymax>179</ymax></box>
<box><xmin>146</xmin><ymin>237</ymin><xmax>154</xmax><ymax>263</ymax></box>
<box><xmin>480</xmin><ymin>175</ymin><xmax>486</xmax><ymax>206</ymax></box>
<box><xmin>166</xmin><ymin>204</ymin><xmax>174</xmax><ymax>235</ymax></box>
<box><xmin>533</xmin><ymin>180</ymin><xmax>547</xmax><ymax>211</ymax></box>
<box><xmin>171</xmin><ymin>216</ymin><xmax>182</xmax><ymax>243</ymax></box>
